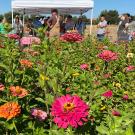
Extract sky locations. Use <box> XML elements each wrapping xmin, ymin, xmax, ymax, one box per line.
<box><xmin>0</xmin><ymin>0</ymin><xmax>135</xmax><ymax>18</ymax></box>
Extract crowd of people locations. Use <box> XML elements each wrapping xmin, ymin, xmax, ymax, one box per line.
<box><xmin>0</xmin><ymin>9</ymin><xmax>135</xmax><ymax>42</ymax></box>
<box><xmin>97</xmin><ymin>13</ymin><xmax>135</xmax><ymax>41</ymax></box>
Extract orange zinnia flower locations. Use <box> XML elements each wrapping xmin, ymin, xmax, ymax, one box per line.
<box><xmin>10</xmin><ymin>86</ymin><xmax>28</xmax><ymax>98</ymax></box>
<box><xmin>0</xmin><ymin>102</ymin><xmax>21</xmax><ymax>120</ymax></box>
<box><xmin>20</xmin><ymin>59</ymin><xmax>33</xmax><ymax>68</ymax></box>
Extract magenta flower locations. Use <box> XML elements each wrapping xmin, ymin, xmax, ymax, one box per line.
<box><xmin>60</xmin><ymin>32</ymin><xmax>83</xmax><ymax>43</ymax></box>
<box><xmin>31</xmin><ymin>108</ymin><xmax>47</xmax><ymax>121</ymax></box>
<box><xmin>80</xmin><ymin>64</ymin><xmax>89</xmax><ymax>70</ymax></box>
<box><xmin>123</xmin><ymin>94</ymin><xmax>129</xmax><ymax>100</ymax></box>
<box><xmin>112</xmin><ymin>110</ymin><xmax>121</xmax><ymax>116</ymax></box>
<box><xmin>98</xmin><ymin>50</ymin><xmax>118</xmax><ymax>62</ymax></box>
<box><xmin>101</xmin><ymin>90</ymin><xmax>113</xmax><ymax>98</ymax></box>
<box><xmin>8</xmin><ymin>34</ymin><xmax>20</xmax><ymax>40</ymax></box>
<box><xmin>51</xmin><ymin>94</ymin><xmax>89</xmax><ymax>128</ymax></box>
<box><xmin>126</xmin><ymin>65</ymin><xmax>135</xmax><ymax>72</ymax></box>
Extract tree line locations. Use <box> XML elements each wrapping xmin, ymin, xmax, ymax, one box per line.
<box><xmin>0</xmin><ymin>10</ymin><xmax>135</xmax><ymax>25</ymax></box>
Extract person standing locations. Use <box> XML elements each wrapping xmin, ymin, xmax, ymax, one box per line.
<box><xmin>64</xmin><ymin>15</ymin><xmax>75</xmax><ymax>32</ymax></box>
<box><xmin>47</xmin><ymin>9</ymin><xmax>60</xmax><ymax>38</ymax></box>
<box><xmin>97</xmin><ymin>16</ymin><xmax>107</xmax><ymax>41</ymax></box>
<box><xmin>13</xmin><ymin>16</ymin><xmax>23</xmax><ymax>36</ymax></box>
<box><xmin>117</xmin><ymin>13</ymin><xmax>130</xmax><ymax>41</ymax></box>
<box><xmin>0</xmin><ymin>18</ymin><xmax>6</xmax><ymax>34</ymax></box>
<box><xmin>75</xmin><ymin>16</ymin><xmax>86</xmax><ymax>35</ymax></box>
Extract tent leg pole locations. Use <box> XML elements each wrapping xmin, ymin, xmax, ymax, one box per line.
<box><xmin>12</xmin><ymin>8</ymin><xmax>14</xmax><ymax>28</ymax></box>
<box><xmin>90</xmin><ymin>8</ymin><xmax>93</xmax><ymax>35</ymax></box>
<box><xmin>23</xmin><ymin>14</ymin><xmax>25</xmax><ymax>26</ymax></box>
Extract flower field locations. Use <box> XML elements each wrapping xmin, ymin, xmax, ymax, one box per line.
<box><xmin>0</xmin><ymin>33</ymin><xmax>135</xmax><ymax>135</ymax></box>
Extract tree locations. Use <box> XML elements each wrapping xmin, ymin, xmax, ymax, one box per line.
<box><xmin>4</xmin><ymin>12</ymin><xmax>20</xmax><ymax>23</ymax></box>
<box><xmin>99</xmin><ymin>10</ymin><xmax>119</xmax><ymax>24</ymax></box>
<box><xmin>0</xmin><ymin>15</ymin><xmax>4</xmax><ymax>20</ymax></box>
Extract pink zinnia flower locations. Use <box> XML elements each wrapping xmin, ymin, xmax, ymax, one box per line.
<box><xmin>8</xmin><ymin>34</ymin><xmax>20</xmax><ymax>40</ymax></box>
<box><xmin>60</xmin><ymin>32</ymin><xmax>83</xmax><ymax>43</ymax></box>
<box><xmin>98</xmin><ymin>50</ymin><xmax>118</xmax><ymax>62</ymax></box>
<box><xmin>80</xmin><ymin>64</ymin><xmax>89</xmax><ymax>70</ymax></box>
<box><xmin>126</xmin><ymin>65</ymin><xmax>135</xmax><ymax>72</ymax></box>
<box><xmin>103</xmin><ymin>73</ymin><xmax>111</xmax><ymax>79</ymax></box>
<box><xmin>0</xmin><ymin>83</ymin><xmax>5</xmax><ymax>91</ymax></box>
<box><xmin>51</xmin><ymin>94</ymin><xmax>89</xmax><ymax>128</ymax></box>
<box><xmin>112</xmin><ymin>110</ymin><xmax>121</xmax><ymax>116</ymax></box>
<box><xmin>123</xmin><ymin>94</ymin><xmax>129</xmax><ymax>100</ymax></box>
<box><xmin>31</xmin><ymin>108</ymin><xmax>47</xmax><ymax>121</ymax></box>
<box><xmin>101</xmin><ymin>90</ymin><xmax>113</xmax><ymax>98</ymax></box>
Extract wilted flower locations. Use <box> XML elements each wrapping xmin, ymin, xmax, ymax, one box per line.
<box><xmin>31</xmin><ymin>108</ymin><xmax>47</xmax><ymax>121</ymax></box>
<box><xmin>60</xmin><ymin>32</ymin><xmax>83</xmax><ymax>43</ymax></box>
<box><xmin>51</xmin><ymin>94</ymin><xmax>89</xmax><ymax>128</ymax></box>
<box><xmin>0</xmin><ymin>83</ymin><xmax>5</xmax><ymax>91</ymax></box>
<box><xmin>20</xmin><ymin>59</ymin><xmax>33</xmax><ymax>68</ymax></box>
<box><xmin>0</xmin><ymin>102</ymin><xmax>21</xmax><ymax>120</ymax></box>
<box><xmin>127</xmin><ymin>53</ymin><xmax>134</xmax><ymax>58</ymax></box>
<box><xmin>98</xmin><ymin>50</ymin><xmax>118</xmax><ymax>62</ymax></box>
<box><xmin>126</xmin><ymin>65</ymin><xmax>135</xmax><ymax>72</ymax></box>
<box><xmin>9</xmin><ymin>86</ymin><xmax>28</xmax><ymax>98</ymax></box>
<box><xmin>101</xmin><ymin>90</ymin><xmax>113</xmax><ymax>98</ymax></box>
<box><xmin>112</xmin><ymin>110</ymin><xmax>121</xmax><ymax>116</ymax></box>
<box><xmin>8</xmin><ymin>34</ymin><xmax>20</xmax><ymax>40</ymax></box>
<box><xmin>80</xmin><ymin>64</ymin><xmax>89</xmax><ymax>70</ymax></box>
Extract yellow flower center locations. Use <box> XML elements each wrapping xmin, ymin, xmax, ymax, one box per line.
<box><xmin>63</xmin><ymin>102</ymin><xmax>74</xmax><ymax>111</ymax></box>
<box><xmin>15</xmin><ymin>87</ymin><xmax>22</xmax><ymax>95</ymax></box>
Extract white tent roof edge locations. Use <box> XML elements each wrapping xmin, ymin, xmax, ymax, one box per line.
<box><xmin>11</xmin><ymin>0</ymin><xmax>94</xmax><ymax>14</ymax></box>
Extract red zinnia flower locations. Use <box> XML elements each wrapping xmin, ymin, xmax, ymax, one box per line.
<box><xmin>101</xmin><ymin>90</ymin><xmax>113</xmax><ymax>98</ymax></box>
<box><xmin>60</xmin><ymin>32</ymin><xmax>83</xmax><ymax>43</ymax></box>
<box><xmin>126</xmin><ymin>65</ymin><xmax>135</xmax><ymax>72</ymax></box>
<box><xmin>0</xmin><ymin>83</ymin><xmax>5</xmax><ymax>91</ymax></box>
<box><xmin>98</xmin><ymin>50</ymin><xmax>118</xmax><ymax>62</ymax></box>
<box><xmin>51</xmin><ymin>95</ymin><xmax>89</xmax><ymax>128</ymax></box>
<box><xmin>8</xmin><ymin>34</ymin><xmax>20</xmax><ymax>40</ymax></box>
<box><xmin>112</xmin><ymin>110</ymin><xmax>121</xmax><ymax>116</ymax></box>
<box><xmin>80</xmin><ymin>64</ymin><xmax>89</xmax><ymax>70</ymax></box>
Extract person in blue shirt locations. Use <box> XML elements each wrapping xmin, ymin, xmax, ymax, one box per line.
<box><xmin>33</xmin><ymin>16</ymin><xmax>42</xmax><ymax>29</ymax></box>
<box><xmin>75</xmin><ymin>16</ymin><xmax>86</xmax><ymax>35</ymax></box>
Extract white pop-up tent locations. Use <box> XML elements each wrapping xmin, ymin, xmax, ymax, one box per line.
<box><xmin>11</xmin><ymin>0</ymin><xmax>94</xmax><ymax>34</ymax></box>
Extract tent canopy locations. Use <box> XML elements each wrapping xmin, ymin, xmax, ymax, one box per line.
<box><xmin>12</xmin><ymin>0</ymin><xmax>94</xmax><ymax>14</ymax></box>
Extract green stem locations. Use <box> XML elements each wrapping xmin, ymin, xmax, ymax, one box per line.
<box><xmin>21</xmin><ymin>68</ymin><xmax>25</xmax><ymax>86</ymax></box>
<box><xmin>13</xmin><ymin>120</ymin><xmax>19</xmax><ymax>135</ymax></box>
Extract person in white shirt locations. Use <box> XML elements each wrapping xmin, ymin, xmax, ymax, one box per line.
<box><xmin>97</xmin><ymin>16</ymin><xmax>107</xmax><ymax>41</ymax></box>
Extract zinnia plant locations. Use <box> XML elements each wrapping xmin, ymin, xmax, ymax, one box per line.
<box><xmin>7</xmin><ymin>34</ymin><xmax>20</xmax><ymax>40</ymax></box>
<box><xmin>0</xmin><ymin>83</ymin><xmax>5</xmax><ymax>91</ymax></box>
<box><xmin>60</xmin><ymin>32</ymin><xmax>83</xmax><ymax>43</ymax></box>
<box><xmin>51</xmin><ymin>95</ymin><xmax>89</xmax><ymax>128</ymax></box>
<box><xmin>31</xmin><ymin>108</ymin><xmax>47</xmax><ymax>121</ymax></box>
<box><xmin>101</xmin><ymin>90</ymin><xmax>113</xmax><ymax>98</ymax></box>
<box><xmin>80</xmin><ymin>64</ymin><xmax>89</xmax><ymax>70</ymax></box>
<box><xmin>98</xmin><ymin>50</ymin><xmax>118</xmax><ymax>62</ymax></box>
<box><xmin>20</xmin><ymin>59</ymin><xmax>33</xmax><ymax>68</ymax></box>
<box><xmin>9</xmin><ymin>86</ymin><xmax>28</xmax><ymax>98</ymax></box>
<box><xmin>0</xmin><ymin>102</ymin><xmax>21</xmax><ymax>120</ymax></box>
